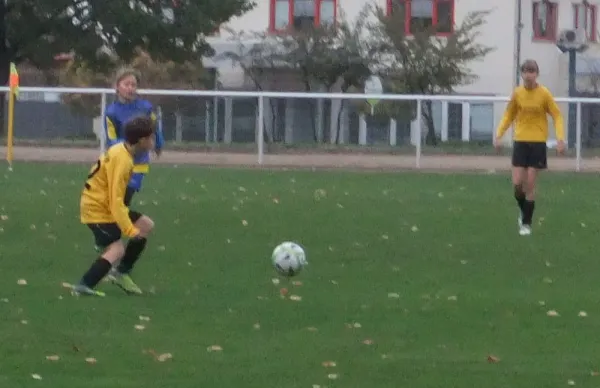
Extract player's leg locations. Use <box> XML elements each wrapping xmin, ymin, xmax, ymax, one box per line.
<box><xmin>73</xmin><ymin>224</ymin><xmax>126</xmax><ymax>296</ymax></box>
<box><xmin>109</xmin><ymin>211</ymin><xmax>154</xmax><ymax>295</ymax></box>
<box><xmin>520</xmin><ymin>142</ymin><xmax>547</xmax><ymax>235</ymax></box>
<box><xmin>511</xmin><ymin>142</ymin><xmax>527</xmax><ymax>228</ymax></box>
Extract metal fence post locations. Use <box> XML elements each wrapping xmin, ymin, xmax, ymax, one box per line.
<box><xmin>576</xmin><ymin>101</ymin><xmax>582</xmax><ymax>172</ymax></box>
<box><xmin>416</xmin><ymin>98</ymin><xmax>422</xmax><ymax>169</ymax></box>
<box><xmin>258</xmin><ymin>95</ymin><xmax>264</xmax><ymax>165</ymax></box>
<box><xmin>100</xmin><ymin>93</ymin><xmax>107</xmax><ymax>154</ymax></box>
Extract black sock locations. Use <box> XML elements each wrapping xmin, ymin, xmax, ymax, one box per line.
<box><xmin>81</xmin><ymin>257</ymin><xmax>112</xmax><ymax>289</ymax></box>
<box><xmin>514</xmin><ymin>185</ymin><xmax>525</xmax><ymax>213</ymax></box>
<box><xmin>522</xmin><ymin>200</ymin><xmax>535</xmax><ymax>225</ymax></box>
<box><xmin>117</xmin><ymin>238</ymin><xmax>147</xmax><ymax>274</ymax></box>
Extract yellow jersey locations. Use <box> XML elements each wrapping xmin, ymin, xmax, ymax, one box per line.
<box><xmin>80</xmin><ymin>144</ymin><xmax>139</xmax><ymax>238</ymax></box>
<box><xmin>496</xmin><ymin>85</ymin><xmax>565</xmax><ymax>142</ymax></box>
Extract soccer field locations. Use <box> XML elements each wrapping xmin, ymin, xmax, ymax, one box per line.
<box><xmin>1</xmin><ymin>163</ymin><xmax>599</xmax><ymax>387</ymax></box>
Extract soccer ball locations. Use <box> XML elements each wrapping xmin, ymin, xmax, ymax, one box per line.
<box><xmin>271</xmin><ymin>242</ymin><xmax>307</xmax><ymax>277</ymax></box>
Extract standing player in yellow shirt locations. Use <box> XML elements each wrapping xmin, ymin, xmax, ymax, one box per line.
<box><xmin>495</xmin><ymin>59</ymin><xmax>565</xmax><ymax>236</ymax></box>
<box><xmin>72</xmin><ymin>117</ymin><xmax>156</xmax><ymax>296</ymax></box>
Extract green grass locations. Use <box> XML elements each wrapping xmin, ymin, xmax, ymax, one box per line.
<box><xmin>1</xmin><ymin>163</ymin><xmax>600</xmax><ymax>387</ymax></box>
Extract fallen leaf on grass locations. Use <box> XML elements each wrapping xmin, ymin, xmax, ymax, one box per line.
<box><xmin>21</xmin><ymin>320</ymin><xmax>28</xmax><ymax>325</ymax></box>
<box><xmin>134</xmin><ymin>325</ymin><xmax>145</xmax><ymax>331</ymax></box>
<box><xmin>31</xmin><ymin>374</ymin><xmax>42</xmax><ymax>380</ymax></box>
<box><xmin>547</xmin><ymin>310</ymin><xmax>560</xmax><ymax>317</ymax></box>
<box><xmin>157</xmin><ymin>353</ymin><xmax>173</xmax><ymax>362</ymax></box>
<box><xmin>411</xmin><ymin>226</ymin><xmax>419</xmax><ymax>232</ymax></box>
<box><xmin>45</xmin><ymin>355</ymin><xmax>60</xmax><ymax>361</ymax></box>
<box><xmin>279</xmin><ymin>288</ymin><xmax>288</xmax><ymax>297</ymax></box>
<box><xmin>17</xmin><ymin>279</ymin><xmax>27</xmax><ymax>285</ymax></box>
<box><xmin>362</xmin><ymin>339</ymin><xmax>374</xmax><ymax>345</ymax></box>
<box><xmin>327</xmin><ymin>373</ymin><xmax>338</xmax><ymax>380</ymax></box>
<box><xmin>139</xmin><ymin>315</ymin><xmax>150</xmax><ymax>321</ymax></box>
<box><xmin>591</xmin><ymin>371</ymin><xmax>599</xmax><ymax>376</ymax></box>
<box><xmin>460</xmin><ymin>260</ymin><xmax>468</xmax><ymax>265</ymax></box>
<box><xmin>272</xmin><ymin>198</ymin><xmax>279</xmax><ymax>204</ymax></box>
<box><xmin>381</xmin><ymin>234</ymin><xmax>389</xmax><ymax>240</ymax></box>
<box><xmin>85</xmin><ymin>357</ymin><xmax>97</xmax><ymax>364</ymax></box>
<box><xmin>322</xmin><ymin>361</ymin><xmax>337</xmax><ymax>367</ymax></box>
<box><xmin>306</xmin><ymin>327</ymin><xmax>318</xmax><ymax>332</ymax></box>
<box><xmin>487</xmin><ymin>355</ymin><xmax>500</xmax><ymax>363</ymax></box>
<box><xmin>1</xmin><ymin>298</ymin><xmax>8</xmax><ymax>303</ymax></box>
<box><xmin>0</xmin><ymin>215</ymin><xmax>8</xmax><ymax>221</ymax></box>
<box><xmin>291</xmin><ymin>280</ymin><xmax>302</xmax><ymax>286</ymax></box>
<box><xmin>568</xmin><ymin>379</ymin><xmax>575</xmax><ymax>385</ymax></box>
<box><xmin>543</xmin><ymin>277</ymin><xmax>553</xmax><ymax>284</ymax></box>
<box><xmin>539</xmin><ymin>301</ymin><xmax>546</xmax><ymax>306</ymax></box>
<box><xmin>578</xmin><ymin>311</ymin><xmax>588</xmax><ymax>317</ymax></box>
<box><xmin>271</xmin><ymin>278</ymin><xmax>280</xmax><ymax>285</ymax></box>
<box><xmin>289</xmin><ymin>295</ymin><xmax>302</xmax><ymax>301</ymax></box>
<box><xmin>253</xmin><ymin>323</ymin><xmax>261</xmax><ymax>330</ymax></box>
<box><xmin>207</xmin><ymin>345</ymin><xmax>222</xmax><ymax>352</ymax></box>
<box><xmin>447</xmin><ymin>295</ymin><xmax>457</xmax><ymax>301</ymax></box>
<box><xmin>314</xmin><ymin>189</ymin><xmax>327</xmax><ymax>200</ymax></box>
<box><xmin>241</xmin><ymin>220</ymin><xmax>248</xmax><ymax>226</ymax></box>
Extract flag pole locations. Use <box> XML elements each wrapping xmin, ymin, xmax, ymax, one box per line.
<box><xmin>6</xmin><ymin>62</ymin><xmax>19</xmax><ymax>170</ymax></box>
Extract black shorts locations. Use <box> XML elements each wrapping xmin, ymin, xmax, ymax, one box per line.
<box><xmin>512</xmin><ymin>141</ymin><xmax>547</xmax><ymax>169</ymax></box>
<box><xmin>87</xmin><ymin>211</ymin><xmax>142</xmax><ymax>248</ymax></box>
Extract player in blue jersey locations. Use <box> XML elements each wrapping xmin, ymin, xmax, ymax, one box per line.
<box><xmin>105</xmin><ymin>67</ymin><xmax>164</xmax><ymax>206</ymax></box>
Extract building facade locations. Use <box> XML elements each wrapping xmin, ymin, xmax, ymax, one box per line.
<box><xmin>206</xmin><ymin>0</ymin><xmax>600</xmax><ymax>145</ymax></box>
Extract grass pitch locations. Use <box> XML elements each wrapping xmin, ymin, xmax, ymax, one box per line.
<box><xmin>1</xmin><ymin>163</ymin><xmax>599</xmax><ymax>387</ymax></box>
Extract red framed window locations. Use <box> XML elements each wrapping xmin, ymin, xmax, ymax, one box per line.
<box><xmin>386</xmin><ymin>0</ymin><xmax>454</xmax><ymax>35</ymax></box>
<box><xmin>532</xmin><ymin>1</ymin><xmax>558</xmax><ymax>41</ymax></box>
<box><xmin>269</xmin><ymin>0</ymin><xmax>337</xmax><ymax>32</ymax></box>
<box><xmin>574</xmin><ymin>3</ymin><xmax>597</xmax><ymax>41</ymax></box>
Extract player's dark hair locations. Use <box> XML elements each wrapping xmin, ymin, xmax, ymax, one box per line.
<box><xmin>124</xmin><ymin>116</ymin><xmax>154</xmax><ymax>145</ymax></box>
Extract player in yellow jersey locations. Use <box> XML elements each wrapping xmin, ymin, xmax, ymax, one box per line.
<box><xmin>72</xmin><ymin>117</ymin><xmax>156</xmax><ymax>296</ymax></box>
<box><xmin>494</xmin><ymin>59</ymin><xmax>565</xmax><ymax>236</ymax></box>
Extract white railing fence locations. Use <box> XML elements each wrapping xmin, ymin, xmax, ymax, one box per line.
<box><xmin>3</xmin><ymin>86</ymin><xmax>598</xmax><ymax>171</ymax></box>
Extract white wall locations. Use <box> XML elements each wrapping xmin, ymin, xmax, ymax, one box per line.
<box><xmin>214</xmin><ymin>0</ymin><xmax>600</xmax><ymax>143</ymax></box>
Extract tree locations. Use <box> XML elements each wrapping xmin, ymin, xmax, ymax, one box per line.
<box><xmin>365</xmin><ymin>4</ymin><xmax>494</xmax><ymax>145</ymax></box>
<box><xmin>223</xmin><ymin>10</ymin><xmax>371</xmax><ymax>143</ymax></box>
<box><xmin>59</xmin><ymin>49</ymin><xmax>211</xmax><ymax>118</ymax></box>
<box><xmin>0</xmin><ymin>0</ymin><xmax>254</xmax><ymax>133</ymax></box>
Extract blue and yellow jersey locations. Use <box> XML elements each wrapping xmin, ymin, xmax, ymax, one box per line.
<box><xmin>104</xmin><ymin>98</ymin><xmax>164</xmax><ymax>191</ymax></box>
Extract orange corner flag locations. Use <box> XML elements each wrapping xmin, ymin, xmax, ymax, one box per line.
<box><xmin>9</xmin><ymin>62</ymin><xmax>19</xmax><ymax>97</ymax></box>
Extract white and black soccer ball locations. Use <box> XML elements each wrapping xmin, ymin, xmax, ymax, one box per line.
<box><xmin>271</xmin><ymin>242</ymin><xmax>307</xmax><ymax>277</ymax></box>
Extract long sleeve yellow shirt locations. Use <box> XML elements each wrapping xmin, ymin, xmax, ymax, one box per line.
<box><xmin>496</xmin><ymin>85</ymin><xmax>565</xmax><ymax>142</ymax></box>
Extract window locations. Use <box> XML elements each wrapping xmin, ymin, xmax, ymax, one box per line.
<box><xmin>387</xmin><ymin>0</ymin><xmax>454</xmax><ymax>35</ymax></box>
<box><xmin>269</xmin><ymin>0</ymin><xmax>336</xmax><ymax>32</ymax></box>
<box><xmin>574</xmin><ymin>3</ymin><xmax>597</xmax><ymax>41</ymax></box>
<box><xmin>532</xmin><ymin>1</ymin><xmax>558</xmax><ymax>40</ymax></box>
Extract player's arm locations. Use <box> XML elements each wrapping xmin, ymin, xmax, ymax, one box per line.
<box><xmin>495</xmin><ymin>92</ymin><xmax>518</xmax><ymax>139</ymax></box>
<box><xmin>148</xmin><ymin>104</ymin><xmax>164</xmax><ymax>152</ymax></box>
<box><xmin>105</xmin><ymin>112</ymin><xmax>122</xmax><ymax>147</ymax></box>
<box><xmin>545</xmin><ymin>90</ymin><xmax>565</xmax><ymax>141</ymax></box>
<box><xmin>106</xmin><ymin>156</ymin><xmax>139</xmax><ymax>238</ymax></box>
